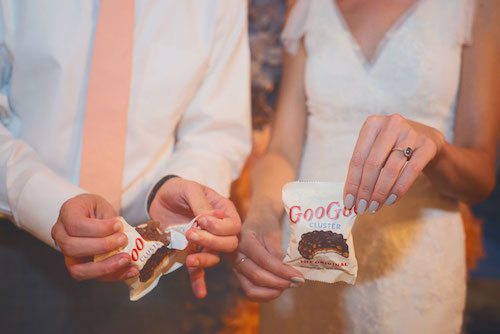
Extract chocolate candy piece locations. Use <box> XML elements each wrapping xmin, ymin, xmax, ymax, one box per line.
<box><xmin>138</xmin><ymin>246</ymin><xmax>173</xmax><ymax>282</ymax></box>
<box><xmin>135</xmin><ymin>220</ymin><xmax>170</xmax><ymax>246</ymax></box>
<box><xmin>298</xmin><ymin>230</ymin><xmax>349</xmax><ymax>259</ymax></box>
<box><xmin>135</xmin><ymin>220</ymin><xmax>173</xmax><ymax>282</ymax></box>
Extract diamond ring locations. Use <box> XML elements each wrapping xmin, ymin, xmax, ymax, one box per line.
<box><xmin>392</xmin><ymin>146</ymin><xmax>413</xmax><ymax>159</ymax></box>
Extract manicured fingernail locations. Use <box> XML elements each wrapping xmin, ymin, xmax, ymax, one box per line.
<box><xmin>290</xmin><ymin>283</ymin><xmax>301</xmax><ymax>288</ymax></box>
<box><xmin>188</xmin><ymin>232</ymin><xmax>199</xmax><ymax>241</ymax></box>
<box><xmin>118</xmin><ymin>234</ymin><xmax>127</xmax><ymax>246</ymax></box>
<box><xmin>291</xmin><ymin>276</ymin><xmax>305</xmax><ymax>285</ymax></box>
<box><xmin>127</xmin><ymin>270</ymin><xmax>136</xmax><ymax>279</ymax></box>
<box><xmin>357</xmin><ymin>199</ymin><xmax>367</xmax><ymax>214</ymax></box>
<box><xmin>386</xmin><ymin>194</ymin><xmax>397</xmax><ymax>206</ymax></box>
<box><xmin>344</xmin><ymin>194</ymin><xmax>355</xmax><ymax>209</ymax></box>
<box><xmin>118</xmin><ymin>258</ymin><xmax>129</xmax><ymax>267</ymax></box>
<box><xmin>113</xmin><ymin>222</ymin><xmax>122</xmax><ymax>232</ymax></box>
<box><xmin>368</xmin><ymin>201</ymin><xmax>379</xmax><ymax>214</ymax></box>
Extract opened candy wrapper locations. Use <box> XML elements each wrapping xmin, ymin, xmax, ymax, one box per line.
<box><xmin>283</xmin><ymin>182</ymin><xmax>358</xmax><ymax>284</ymax></box>
<box><xmin>94</xmin><ymin>216</ymin><xmax>199</xmax><ymax>301</ymax></box>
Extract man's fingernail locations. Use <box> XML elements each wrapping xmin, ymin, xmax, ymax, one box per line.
<box><xmin>214</xmin><ymin>209</ymin><xmax>225</xmax><ymax>218</ymax></box>
<box><xmin>368</xmin><ymin>201</ymin><xmax>379</xmax><ymax>214</ymax></box>
<box><xmin>357</xmin><ymin>199</ymin><xmax>367</xmax><ymax>214</ymax></box>
<box><xmin>191</xmin><ymin>259</ymin><xmax>200</xmax><ymax>267</ymax></box>
<box><xmin>118</xmin><ymin>234</ymin><xmax>127</xmax><ymax>246</ymax></box>
<box><xmin>189</xmin><ymin>232</ymin><xmax>199</xmax><ymax>241</ymax></box>
<box><xmin>291</xmin><ymin>276</ymin><xmax>305</xmax><ymax>285</ymax></box>
<box><xmin>344</xmin><ymin>194</ymin><xmax>355</xmax><ymax>209</ymax></box>
<box><xmin>113</xmin><ymin>222</ymin><xmax>122</xmax><ymax>233</ymax></box>
<box><xmin>199</xmin><ymin>217</ymin><xmax>207</xmax><ymax>228</ymax></box>
<box><xmin>386</xmin><ymin>194</ymin><xmax>397</xmax><ymax>206</ymax></box>
<box><xmin>118</xmin><ymin>258</ymin><xmax>129</xmax><ymax>267</ymax></box>
<box><xmin>127</xmin><ymin>270</ymin><xmax>136</xmax><ymax>279</ymax></box>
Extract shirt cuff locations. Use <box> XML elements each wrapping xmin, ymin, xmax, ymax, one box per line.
<box><xmin>15</xmin><ymin>168</ymin><xmax>86</xmax><ymax>249</ymax></box>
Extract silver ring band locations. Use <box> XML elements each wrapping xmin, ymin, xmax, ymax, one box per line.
<box><xmin>235</xmin><ymin>256</ymin><xmax>248</xmax><ymax>267</ymax></box>
<box><xmin>392</xmin><ymin>146</ymin><xmax>413</xmax><ymax>159</ymax></box>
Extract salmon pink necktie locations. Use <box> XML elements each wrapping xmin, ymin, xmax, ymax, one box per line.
<box><xmin>80</xmin><ymin>0</ymin><xmax>134</xmax><ymax>212</ymax></box>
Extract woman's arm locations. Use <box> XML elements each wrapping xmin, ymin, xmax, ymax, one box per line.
<box><xmin>247</xmin><ymin>44</ymin><xmax>308</xmax><ymax>221</ymax></box>
<box><xmin>343</xmin><ymin>1</ymin><xmax>500</xmax><ymax>212</ymax></box>
<box><xmin>424</xmin><ymin>0</ymin><xmax>500</xmax><ymax>203</ymax></box>
<box><xmin>231</xmin><ymin>43</ymin><xmax>308</xmax><ymax>302</ymax></box>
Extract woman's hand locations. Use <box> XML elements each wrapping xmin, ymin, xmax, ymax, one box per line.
<box><xmin>344</xmin><ymin>114</ymin><xmax>446</xmax><ymax>214</ymax></box>
<box><xmin>230</xmin><ymin>213</ymin><xmax>304</xmax><ymax>302</ymax></box>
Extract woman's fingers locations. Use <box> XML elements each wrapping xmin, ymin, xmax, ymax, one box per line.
<box><xmin>367</xmin><ymin>152</ymin><xmax>407</xmax><ymax>212</ymax></box>
<box><xmin>234</xmin><ymin>269</ymin><xmax>283</xmax><ymax>302</ymax></box>
<box><xmin>239</xmin><ymin>232</ymin><xmax>304</xmax><ymax>283</ymax></box>
<box><xmin>231</xmin><ymin>227</ymin><xmax>304</xmax><ymax>290</ymax></box>
<box><xmin>388</xmin><ymin>142</ymin><xmax>436</xmax><ymax>204</ymax></box>
<box><xmin>235</xmin><ymin>254</ymin><xmax>294</xmax><ymax>289</ymax></box>
<box><xmin>368</xmin><ymin>131</ymin><xmax>418</xmax><ymax>212</ymax></box>
<box><xmin>344</xmin><ymin>116</ymin><xmax>383</xmax><ymax>209</ymax></box>
<box><xmin>355</xmin><ymin>115</ymin><xmax>408</xmax><ymax>213</ymax></box>
<box><xmin>344</xmin><ymin>114</ymin><xmax>439</xmax><ymax>213</ymax></box>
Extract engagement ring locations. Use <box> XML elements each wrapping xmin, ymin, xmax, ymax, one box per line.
<box><xmin>392</xmin><ymin>146</ymin><xmax>413</xmax><ymax>159</ymax></box>
<box><xmin>235</xmin><ymin>256</ymin><xmax>248</xmax><ymax>267</ymax></box>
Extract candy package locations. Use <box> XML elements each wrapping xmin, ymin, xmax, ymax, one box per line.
<box><xmin>283</xmin><ymin>182</ymin><xmax>358</xmax><ymax>284</ymax></box>
<box><xmin>95</xmin><ymin>216</ymin><xmax>199</xmax><ymax>301</ymax></box>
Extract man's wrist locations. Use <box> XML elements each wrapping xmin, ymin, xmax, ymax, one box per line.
<box><xmin>146</xmin><ymin>175</ymin><xmax>180</xmax><ymax>214</ymax></box>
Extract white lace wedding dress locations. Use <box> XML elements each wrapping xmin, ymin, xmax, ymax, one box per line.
<box><xmin>260</xmin><ymin>0</ymin><xmax>476</xmax><ymax>333</ymax></box>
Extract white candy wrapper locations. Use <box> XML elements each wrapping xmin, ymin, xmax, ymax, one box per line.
<box><xmin>283</xmin><ymin>182</ymin><xmax>358</xmax><ymax>284</ymax></box>
<box><xmin>94</xmin><ymin>216</ymin><xmax>200</xmax><ymax>301</ymax></box>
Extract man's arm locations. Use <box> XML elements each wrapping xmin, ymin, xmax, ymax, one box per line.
<box><xmin>147</xmin><ymin>1</ymin><xmax>251</xmax><ymax>298</ymax></box>
<box><xmin>0</xmin><ymin>23</ymin><xmax>86</xmax><ymax>248</ymax></box>
<box><xmin>158</xmin><ymin>1</ymin><xmax>251</xmax><ymax>197</ymax></box>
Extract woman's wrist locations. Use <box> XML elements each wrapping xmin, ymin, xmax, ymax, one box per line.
<box><xmin>245</xmin><ymin>198</ymin><xmax>283</xmax><ymax>225</ymax></box>
<box><xmin>424</xmin><ymin>130</ymin><xmax>447</xmax><ymax>172</ymax></box>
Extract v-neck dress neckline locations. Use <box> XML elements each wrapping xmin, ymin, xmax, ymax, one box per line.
<box><xmin>328</xmin><ymin>0</ymin><xmax>425</xmax><ymax>72</ymax></box>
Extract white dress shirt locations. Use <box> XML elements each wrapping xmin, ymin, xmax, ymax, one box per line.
<box><xmin>0</xmin><ymin>0</ymin><xmax>251</xmax><ymax>248</ymax></box>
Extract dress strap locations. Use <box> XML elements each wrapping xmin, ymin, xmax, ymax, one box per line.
<box><xmin>281</xmin><ymin>0</ymin><xmax>313</xmax><ymax>54</ymax></box>
<box><xmin>461</xmin><ymin>0</ymin><xmax>476</xmax><ymax>46</ymax></box>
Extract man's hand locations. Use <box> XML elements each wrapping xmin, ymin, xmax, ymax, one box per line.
<box><xmin>51</xmin><ymin>194</ymin><xmax>138</xmax><ymax>281</ymax></box>
<box><xmin>149</xmin><ymin>177</ymin><xmax>241</xmax><ymax>298</ymax></box>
